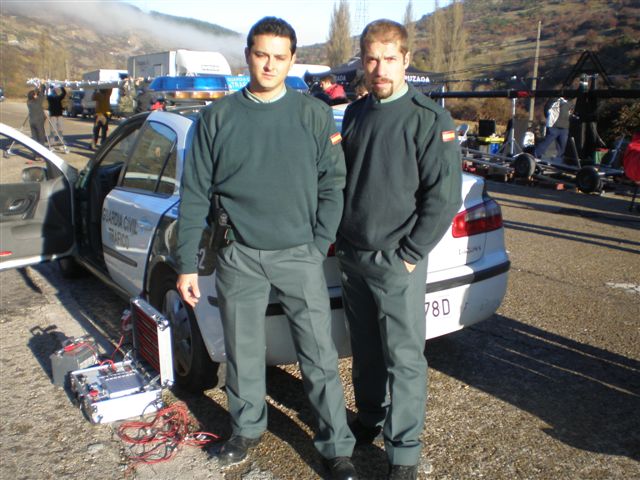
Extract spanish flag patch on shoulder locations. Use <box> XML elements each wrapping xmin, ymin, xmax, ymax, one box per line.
<box><xmin>330</xmin><ymin>132</ymin><xmax>342</xmax><ymax>145</ymax></box>
<box><xmin>442</xmin><ymin>130</ymin><xmax>456</xmax><ymax>142</ymax></box>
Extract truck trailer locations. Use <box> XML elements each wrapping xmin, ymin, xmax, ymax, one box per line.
<box><xmin>127</xmin><ymin>50</ymin><xmax>232</xmax><ymax>79</ymax></box>
<box><xmin>81</xmin><ymin>69</ymin><xmax>128</xmax><ymax>116</ymax></box>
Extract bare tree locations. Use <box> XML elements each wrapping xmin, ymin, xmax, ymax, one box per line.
<box><xmin>425</xmin><ymin>0</ymin><xmax>467</xmax><ymax>78</ymax></box>
<box><xmin>404</xmin><ymin>0</ymin><xmax>416</xmax><ymax>56</ymax></box>
<box><xmin>445</xmin><ymin>0</ymin><xmax>467</xmax><ymax>79</ymax></box>
<box><xmin>326</xmin><ymin>0</ymin><xmax>352</xmax><ymax>67</ymax></box>
<box><xmin>426</xmin><ymin>0</ymin><xmax>446</xmax><ymax>72</ymax></box>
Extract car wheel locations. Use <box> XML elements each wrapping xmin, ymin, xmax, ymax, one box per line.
<box><xmin>57</xmin><ymin>256</ymin><xmax>86</xmax><ymax>278</ymax></box>
<box><xmin>576</xmin><ymin>166</ymin><xmax>603</xmax><ymax>194</ymax></box>
<box><xmin>151</xmin><ymin>274</ymin><xmax>223</xmax><ymax>393</ymax></box>
<box><xmin>513</xmin><ymin>152</ymin><xmax>536</xmax><ymax>178</ymax></box>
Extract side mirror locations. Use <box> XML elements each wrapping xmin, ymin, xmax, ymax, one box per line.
<box><xmin>22</xmin><ymin>166</ymin><xmax>47</xmax><ymax>183</ymax></box>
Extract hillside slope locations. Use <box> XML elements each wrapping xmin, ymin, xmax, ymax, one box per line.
<box><xmin>454</xmin><ymin>0</ymin><xmax>639</xmax><ymax>88</ymax></box>
<box><xmin>0</xmin><ymin>2</ymin><xmax>243</xmax><ymax>96</ymax></box>
<box><xmin>1</xmin><ymin>0</ymin><xmax>638</xmax><ymax>98</ymax></box>
<box><xmin>297</xmin><ymin>0</ymin><xmax>639</xmax><ymax>90</ymax></box>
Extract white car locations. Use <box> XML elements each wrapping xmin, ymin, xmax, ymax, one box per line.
<box><xmin>0</xmin><ymin>104</ymin><xmax>509</xmax><ymax>392</ymax></box>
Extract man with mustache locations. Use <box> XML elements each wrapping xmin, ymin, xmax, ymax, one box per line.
<box><xmin>176</xmin><ymin>16</ymin><xmax>357</xmax><ymax>480</ymax></box>
<box><xmin>336</xmin><ymin>19</ymin><xmax>462</xmax><ymax>480</ymax></box>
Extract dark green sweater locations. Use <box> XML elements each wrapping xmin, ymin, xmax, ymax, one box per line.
<box><xmin>177</xmin><ymin>88</ymin><xmax>346</xmax><ymax>274</ymax></box>
<box><xmin>339</xmin><ymin>84</ymin><xmax>462</xmax><ymax>264</ymax></box>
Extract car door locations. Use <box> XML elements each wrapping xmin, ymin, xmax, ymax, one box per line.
<box><xmin>101</xmin><ymin>118</ymin><xmax>183</xmax><ymax>296</ymax></box>
<box><xmin>0</xmin><ymin>123</ymin><xmax>75</xmax><ymax>270</ymax></box>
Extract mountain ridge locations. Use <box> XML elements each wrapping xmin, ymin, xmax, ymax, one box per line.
<box><xmin>1</xmin><ymin>0</ymin><xmax>638</xmax><ymax>98</ymax></box>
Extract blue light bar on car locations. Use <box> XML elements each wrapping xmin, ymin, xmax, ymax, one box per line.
<box><xmin>148</xmin><ymin>74</ymin><xmax>308</xmax><ymax>102</ymax></box>
<box><xmin>223</xmin><ymin>75</ymin><xmax>308</xmax><ymax>93</ymax></box>
<box><xmin>225</xmin><ymin>75</ymin><xmax>250</xmax><ymax>92</ymax></box>
<box><xmin>149</xmin><ymin>75</ymin><xmax>229</xmax><ymax>92</ymax></box>
<box><xmin>149</xmin><ymin>75</ymin><xmax>229</xmax><ymax>100</ymax></box>
<box><xmin>284</xmin><ymin>76</ymin><xmax>308</xmax><ymax>92</ymax></box>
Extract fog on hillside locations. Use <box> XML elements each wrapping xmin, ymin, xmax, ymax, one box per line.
<box><xmin>2</xmin><ymin>0</ymin><xmax>246</xmax><ymax>65</ymax></box>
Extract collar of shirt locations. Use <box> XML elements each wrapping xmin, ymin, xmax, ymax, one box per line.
<box><xmin>375</xmin><ymin>82</ymin><xmax>409</xmax><ymax>104</ymax></box>
<box><xmin>243</xmin><ymin>86</ymin><xmax>287</xmax><ymax>104</ymax></box>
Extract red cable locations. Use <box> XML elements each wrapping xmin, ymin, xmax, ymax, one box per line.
<box><xmin>110</xmin><ymin>334</ymin><xmax>126</xmax><ymax>361</ymax></box>
<box><xmin>117</xmin><ymin>402</ymin><xmax>219</xmax><ymax>470</ymax></box>
<box><xmin>98</xmin><ymin>359</ymin><xmax>115</xmax><ymax>371</ymax></box>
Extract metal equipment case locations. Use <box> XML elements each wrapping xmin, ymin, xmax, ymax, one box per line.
<box><xmin>69</xmin><ymin>298</ymin><xmax>174</xmax><ymax>424</ymax></box>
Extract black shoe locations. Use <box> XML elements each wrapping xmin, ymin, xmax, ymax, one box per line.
<box><xmin>216</xmin><ymin>434</ymin><xmax>261</xmax><ymax>467</ymax></box>
<box><xmin>349</xmin><ymin>418</ymin><xmax>382</xmax><ymax>446</ymax></box>
<box><xmin>387</xmin><ymin>464</ymin><xmax>418</xmax><ymax>480</ymax></box>
<box><xmin>323</xmin><ymin>456</ymin><xmax>358</xmax><ymax>480</ymax></box>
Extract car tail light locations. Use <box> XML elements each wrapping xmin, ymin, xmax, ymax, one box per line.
<box><xmin>451</xmin><ymin>199</ymin><xmax>503</xmax><ymax>238</ymax></box>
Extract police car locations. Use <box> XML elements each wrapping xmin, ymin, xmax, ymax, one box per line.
<box><xmin>0</xmin><ymin>77</ymin><xmax>509</xmax><ymax>392</ymax></box>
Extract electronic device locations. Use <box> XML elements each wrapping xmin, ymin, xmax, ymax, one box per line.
<box><xmin>69</xmin><ymin>297</ymin><xmax>174</xmax><ymax>424</ymax></box>
<box><xmin>50</xmin><ymin>336</ymin><xmax>98</xmax><ymax>387</ymax></box>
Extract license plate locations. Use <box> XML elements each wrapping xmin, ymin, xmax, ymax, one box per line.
<box><xmin>425</xmin><ymin>297</ymin><xmax>452</xmax><ymax>320</ymax></box>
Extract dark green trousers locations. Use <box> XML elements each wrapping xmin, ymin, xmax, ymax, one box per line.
<box><xmin>336</xmin><ymin>237</ymin><xmax>428</xmax><ymax>466</ymax></box>
<box><xmin>215</xmin><ymin>242</ymin><xmax>355</xmax><ymax>459</ymax></box>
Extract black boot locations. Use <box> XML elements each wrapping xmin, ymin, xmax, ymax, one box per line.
<box><xmin>323</xmin><ymin>456</ymin><xmax>358</xmax><ymax>480</ymax></box>
<box><xmin>216</xmin><ymin>434</ymin><xmax>261</xmax><ymax>467</ymax></box>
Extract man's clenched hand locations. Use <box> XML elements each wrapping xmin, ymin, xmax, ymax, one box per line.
<box><xmin>177</xmin><ymin>273</ymin><xmax>200</xmax><ymax>307</ymax></box>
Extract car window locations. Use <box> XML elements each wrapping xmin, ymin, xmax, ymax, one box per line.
<box><xmin>120</xmin><ymin>121</ymin><xmax>177</xmax><ymax>195</ymax></box>
<box><xmin>0</xmin><ymin>133</ymin><xmax>55</xmax><ymax>183</ymax></box>
<box><xmin>100</xmin><ymin>126</ymin><xmax>141</xmax><ymax>168</ymax></box>
<box><xmin>156</xmin><ymin>147</ymin><xmax>177</xmax><ymax>195</ymax></box>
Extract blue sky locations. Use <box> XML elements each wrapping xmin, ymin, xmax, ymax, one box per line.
<box><xmin>124</xmin><ymin>0</ymin><xmax>442</xmax><ymax>46</ymax></box>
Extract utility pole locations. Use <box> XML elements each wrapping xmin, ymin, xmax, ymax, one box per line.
<box><xmin>529</xmin><ymin>20</ymin><xmax>542</xmax><ymax>126</ymax></box>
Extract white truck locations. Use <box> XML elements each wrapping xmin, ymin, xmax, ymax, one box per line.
<box><xmin>81</xmin><ymin>69</ymin><xmax>128</xmax><ymax>116</ymax></box>
<box><xmin>127</xmin><ymin>50</ymin><xmax>232</xmax><ymax>79</ymax></box>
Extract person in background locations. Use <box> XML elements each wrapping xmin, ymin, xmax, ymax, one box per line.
<box><xmin>46</xmin><ymin>85</ymin><xmax>66</xmax><ymax>144</ymax></box>
<box><xmin>337</xmin><ymin>19</ymin><xmax>462</xmax><ymax>480</ymax></box>
<box><xmin>352</xmin><ymin>74</ymin><xmax>368</xmax><ymax>100</ymax></box>
<box><xmin>117</xmin><ymin>76</ymin><xmax>135</xmax><ymax>116</ymax></box>
<box><xmin>91</xmin><ymin>88</ymin><xmax>112</xmax><ymax>149</ymax></box>
<box><xmin>310</xmin><ymin>82</ymin><xmax>333</xmax><ymax>105</ymax></box>
<box><xmin>534</xmin><ymin>96</ymin><xmax>574</xmax><ymax>161</ymax></box>
<box><xmin>26</xmin><ymin>85</ymin><xmax>47</xmax><ymax>149</ymax></box>
<box><xmin>175</xmin><ymin>16</ymin><xmax>357</xmax><ymax>480</ymax></box>
<box><xmin>134</xmin><ymin>85</ymin><xmax>154</xmax><ymax>114</ymax></box>
<box><xmin>150</xmin><ymin>96</ymin><xmax>167</xmax><ymax>111</ymax></box>
<box><xmin>320</xmin><ymin>73</ymin><xmax>347</xmax><ymax>103</ymax></box>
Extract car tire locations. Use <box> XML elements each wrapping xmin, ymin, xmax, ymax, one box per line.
<box><xmin>151</xmin><ymin>273</ymin><xmax>224</xmax><ymax>393</ymax></box>
<box><xmin>513</xmin><ymin>153</ymin><xmax>536</xmax><ymax>178</ymax></box>
<box><xmin>57</xmin><ymin>256</ymin><xmax>86</xmax><ymax>278</ymax></box>
<box><xmin>576</xmin><ymin>166</ymin><xmax>603</xmax><ymax>194</ymax></box>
